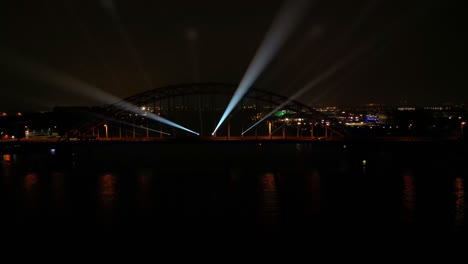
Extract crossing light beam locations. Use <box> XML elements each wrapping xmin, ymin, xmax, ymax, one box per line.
<box><xmin>242</xmin><ymin>44</ymin><xmax>370</xmax><ymax>135</ymax></box>
<box><xmin>2</xmin><ymin>52</ymin><xmax>199</xmax><ymax>136</ymax></box>
<box><xmin>212</xmin><ymin>0</ymin><xmax>313</xmax><ymax>135</ymax></box>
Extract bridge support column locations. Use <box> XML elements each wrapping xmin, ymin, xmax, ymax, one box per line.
<box><xmin>282</xmin><ymin>125</ymin><xmax>285</xmax><ymax>139</ymax></box>
<box><xmin>310</xmin><ymin>123</ymin><xmax>314</xmax><ymax>138</ymax></box>
<box><xmin>325</xmin><ymin>126</ymin><xmax>328</xmax><ymax>138</ymax></box>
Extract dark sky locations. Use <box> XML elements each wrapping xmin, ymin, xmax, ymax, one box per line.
<box><xmin>1</xmin><ymin>0</ymin><xmax>467</xmax><ymax>111</ymax></box>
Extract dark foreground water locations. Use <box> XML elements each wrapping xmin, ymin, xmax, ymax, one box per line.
<box><xmin>1</xmin><ymin>141</ymin><xmax>467</xmax><ymax>247</ymax></box>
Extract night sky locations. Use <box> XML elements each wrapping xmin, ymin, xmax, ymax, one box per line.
<box><xmin>1</xmin><ymin>0</ymin><xmax>467</xmax><ymax>112</ymax></box>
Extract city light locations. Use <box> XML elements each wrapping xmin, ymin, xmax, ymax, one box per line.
<box><xmin>212</xmin><ymin>0</ymin><xmax>312</xmax><ymax>135</ymax></box>
<box><xmin>104</xmin><ymin>124</ymin><xmax>108</xmax><ymax>139</ymax></box>
<box><xmin>113</xmin><ymin>101</ymin><xmax>199</xmax><ymax>135</ymax></box>
<box><xmin>242</xmin><ymin>41</ymin><xmax>371</xmax><ymax>135</ymax></box>
<box><xmin>3</xmin><ymin>52</ymin><xmax>199</xmax><ymax>136</ymax></box>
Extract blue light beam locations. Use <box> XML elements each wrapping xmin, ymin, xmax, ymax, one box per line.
<box><xmin>92</xmin><ymin>113</ymin><xmax>171</xmax><ymax>136</ymax></box>
<box><xmin>2</xmin><ymin>52</ymin><xmax>199</xmax><ymax>136</ymax></box>
<box><xmin>212</xmin><ymin>0</ymin><xmax>313</xmax><ymax>135</ymax></box>
<box><xmin>113</xmin><ymin>121</ymin><xmax>171</xmax><ymax>136</ymax></box>
<box><xmin>242</xmin><ymin>44</ymin><xmax>370</xmax><ymax>135</ymax></box>
<box><xmin>113</xmin><ymin>101</ymin><xmax>199</xmax><ymax>135</ymax></box>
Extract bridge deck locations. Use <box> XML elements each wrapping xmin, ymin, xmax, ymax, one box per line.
<box><xmin>0</xmin><ymin>135</ymin><xmax>463</xmax><ymax>144</ymax></box>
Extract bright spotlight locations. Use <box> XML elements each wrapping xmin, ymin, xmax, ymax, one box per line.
<box><xmin>2</xmin><ymin>52</ymin><xmax>199</xmax><ymax>136</ymax></box>
<box><xmin>212</xmin><ymin>0</ymin><xmax>313</xmax><ymax>135</ymax></box>
<box><xmin>242</xmin><ymin>43</ymin><xmax>371</xmax><ymax>135</ymax></box>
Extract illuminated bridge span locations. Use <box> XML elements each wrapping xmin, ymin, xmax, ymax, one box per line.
<box><xmin>70</xmin><ymin>83</ymin><xmax>345</xmax><ymax>140</ymax></box>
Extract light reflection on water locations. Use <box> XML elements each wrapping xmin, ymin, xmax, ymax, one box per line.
<box><xmin>2</xmin><ymin>154</ymin><xmax>13</xmax><ymax>162</ymax></box>
<box><xmin>137</xmin><ymin>171</ymin><xmax>153</xmax><ymax>210</ymax></box>
<box><xmin>99</xmin><ymin>173</ymin><xmax>117</xmax><ymax>212</ymax></box>
<box><xmin>24</xmin><ymin>173</ymin><xmax>39</xmax><ymax>209</ymax></box>
<box><xmin>52</xmin><ymin>172</ymin><xmax>65</xmax><ymax>209</ymax></box>
<box><xmin>305</xmin><ymin>170</ymin><xmax>320</xmax><ymax>216</ymax></box>
<box><xmin>0</xmin><ymin>160</ymin><xmax>13</xmax><ymax>188</ymax></box>
<box><xmin>402</xmin><ymin>174</ymin><xmax>415</xmax><ymax>224</ymax></box>
<box><xmin>0</xmin><ymin>146</ymin><xmax>467</xmax><ymax>237</ymax></box>
<box><xmin>260</xmin><ymin>172</ymin><xmax>279</xmax><ymax>233</ymax></box>
<box><xmin>454</xmin><ymin>177</ymin><xmax>465</xmax><ymax>228</ymax></box>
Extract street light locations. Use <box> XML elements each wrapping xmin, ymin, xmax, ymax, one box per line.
<box><xmin>104</xmin><ymin>124</ymin><xmax>108</xmax><ymax>139</ymax></box>
<box><xmin>461</xmin><ymin>122</ymin><xmax>466</xmax><ymax>136</ymax></box>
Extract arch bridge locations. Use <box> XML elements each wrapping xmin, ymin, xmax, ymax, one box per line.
<box><xmin>71</xmin><ymin>83</ymin><xmax>345</xmax><ymax>140</ymax></box>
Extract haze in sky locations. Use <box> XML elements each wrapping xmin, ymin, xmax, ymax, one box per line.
<box><xmin>1</xmin><ymin>0</ymin><xmax>467</xmax><ymax>111</ymax></box>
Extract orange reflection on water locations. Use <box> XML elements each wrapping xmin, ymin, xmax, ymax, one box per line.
<box><xmin>454</xmin><ymin>177</ymin><xmax>465</xmax><ymax>228</ymax></box>
<box><xmin>137</xmin><ymin>172</ymin><xmax>152</xmax><ymax>210</ymax></box>
<box><xmin>100</xmin><ymin>174</ymin><xmax>116</xmax><ymax>210</ymax></box>
<box><xmin>260</xmin><ymin>173</ymin><xmax>279</xmax><ymax>233</ymax></box>
<box><xmin>52</xmin><ymin>172</ymin><xmax>65</xmax><ymax>208</ymax></box>
<box><xmin>0</xmin><ymin>159</ymin><xmax>13</xmax><ymax>188</ymax></box>
<box><xmin>25</xmin><ymin>173</ymin><xmax>38</xmax><ymax>192</ymax></box>
<box><xmin>402</xmin><ymin>174</ymin><xmax>415</xmax><ymax>224</ymax></box>
<box><xmin>262</xmin><ymin>173</ymin><xmax>277</xmax><ymax>192</ymax></box>
<box><xmin>305</xmin><ymin>170</ymin><xmax>321</xmax><ymax>215</ymax></box>
<box><xmin>24</xmin><ymin>173</ymin><xmax>39</xmax><ymax>209</ymax></box>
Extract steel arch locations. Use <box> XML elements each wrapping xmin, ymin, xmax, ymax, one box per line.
<box><xmin>107</xmin><ymin>82</ymin><xmax>318</xmax><ymax>115</ymax></box>
<box><xmin>63</xmin><ymin>82</ymin><xmax>348</xmax><ymax>140</ymax></box>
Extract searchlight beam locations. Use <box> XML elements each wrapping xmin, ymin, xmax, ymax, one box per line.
<box><xmin>2</xmin><ymin>53</ymin><xmax>199</xmax><ymax>136</ymax></box>
<box><xmin>212</xmin><ymin>0</ymin><xmax>312</xmax><ymax>135</ymax></box>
